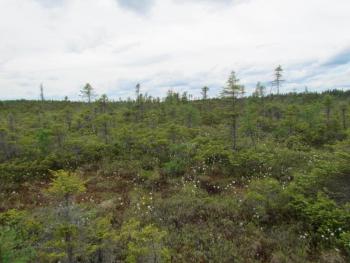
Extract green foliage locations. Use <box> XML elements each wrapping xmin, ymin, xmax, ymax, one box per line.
<box><xmin>163</xmin><ymin>159</ymin><xmax>187</xmax><ymax>177</ymax></box>
<box><xmin>36</xmin><ymin>128</ymin><xmax>52</xmax><ymax>155</ymax></box>
<box><xmin>288</xmin><ymin>192</ymin><xmax>350</xmax><ymax>249</ymax></box>
<box><xmin>118</xmin><ymin>219</ymin><xmax>170</xmax><ymax>263</ymax></box>
<box><xmin>1</xmin><ymin>90</ymin><xmax>350</xmax><ymax>262</ymax></box>
<box><xmin>0</xmin><ymin>226</ymin><xmax>34</xmax><ymax>263</ymax></box>
<box><xmin>0</xmin><ymin>210</ymin><xmax>35</xmax><ymax>263</ymax></box>
<box><xmin>242</xmin><ymin>178</ymin><xmax>296</xmax><ymax>227</ymax></box>
<box><xmin>340</xmin><ymin>231</ymin><xmax>350</xmax><ymax>255</ymax></box>
<box><xmin>47</xmin><ymin>170</ymin><xmax>86</xmax><ymax>199</ymax></box>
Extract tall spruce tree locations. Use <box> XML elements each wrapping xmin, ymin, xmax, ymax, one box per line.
<box><xmin>201</xmin><ymin>86</ymin><xmax>209</xmax><ymax>100</ymax></box>
<box><xmin>80</xmin><ymin>83</ymin><xmax>96</xmax><ymax>103</ymax></box>
<box><xmin>222</xmin><ymin>71</ymin><xmax>244</xmax><ymax>151</ymax></box>
<box><xmin>271</xmin><ymin>65</ymin><xmax>284</xmax><ymax>95</ymax></box>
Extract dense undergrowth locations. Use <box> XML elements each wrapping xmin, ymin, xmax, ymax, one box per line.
<box><xmin>0</xmin><ymin>87</ymin><xmax>350</xmax><ymax>262</ymax></box>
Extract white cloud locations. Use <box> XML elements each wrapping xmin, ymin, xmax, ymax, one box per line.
<box><xmin>0</xmin><ymin>0</ymin><xmax>349</xmax><ymax>100</ymax></box>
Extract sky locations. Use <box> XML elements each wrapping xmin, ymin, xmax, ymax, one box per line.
<box><xmin>0</xmin><ymin>0</ymin><xmax>349</xmax><ymax>100</ymax></box>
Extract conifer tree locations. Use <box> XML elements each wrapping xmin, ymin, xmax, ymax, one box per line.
<box><xmin>44</xmin><ymin>170</ymin><xmax>86</xmax><ymax>263</ymax></box>
<box><xmin>253</xmin><ymin>82</ymin><xmax>266</xmax><ymax>98</ymax></box>
<box><xmin>323</xmin><ymin>95</ymin><xmax>333</xmax><ymax>127</ymax></box>
<box><xmin>98</xmin><ymin>94</ymin><xmax>109</xmax><ymax>114</ymax></box>
<box><xmin>271</xmin><ymin>65</ymin><xmax>284</xmax><ymax>95</ymax></box>
<box><xmin>135</xmin><ymin>83</ymin><xmax>141</xmax><ymax>102</ymax></box>
<box><xmin>222</xmin><ymin>71</ymin><xmax>244</xmax><ymax>151</ymax></box>
<box><xmin>340</xmin><ymin>103</ymin><xmax>347</xmax><ymax>130</ymax></box>
<box><xmin>201</xmin><ymin>86</ymin><xmax>209</xmax><ymax>100</ymax></box>
<box><xmin>80</xmin><ymin>83</ymin><xmax>96</xmax><ymax>103</ymax></box>
<box><xmin>40</xmin><ymin>83</ymin><xmax>45</xmax><ymax>102</ymax></box>
<box><xmin>118</xmin><ymin>219</ymin><xmax>170</xmax><ymax>263</ymax></box>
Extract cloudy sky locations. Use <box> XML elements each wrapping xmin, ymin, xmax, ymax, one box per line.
<box><xmin>0</xmin><ymin>0</ymin><xmax>349</xmax><ymax>100</ymax></box>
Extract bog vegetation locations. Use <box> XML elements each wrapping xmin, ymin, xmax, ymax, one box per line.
<box><xmin>0</xmin><ymin>70</ymin><xmax>350</xmax><ymax>262</ymax></box>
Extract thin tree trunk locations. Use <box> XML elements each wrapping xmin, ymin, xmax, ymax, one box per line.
<box><xmin>232</xmin><ymin>115</ymin><xmax>237</xmax><ymax>151</ymax></box>
<box><xmin>64</xmin><ymin>194</ymin><xmax>74</xmax><ymax>263</ymax></box>
<box><xmin>249</xmin><ymin>129</ymin><xmax>256</xmax><ymax>149</ymax></box>
<box><xmin>326</xmin><ymin>107</ymin><xmax>331</xmax><ymax>127</ymax></box>
<box><xmin>342</xmin><ymin>109</ymin><xmax>346</xmax><ymax>129</ymax></box>
<box><xmin>66</xmin><ymin>232</ymin><xmax>73</xmax><ymax>263</ymax></box>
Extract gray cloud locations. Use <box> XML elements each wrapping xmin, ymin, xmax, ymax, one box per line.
<box><xmin>116</xmin><ymin>0</ymin><xmax>154</xmax><ymax>13</ymax></box>
<box><xmin>174</xmin><ymin>0</ymin><xmax>249</xmax><ymax>6</ymax></box>
<box><xmin>1</xmin><ymin>0</ymin><xmax>350</xmax><ymax>100</ymax></box>
<box><xmin>115</xmin><ymin>0</ymin><xmax>243</xmax><ymax>14</ymax></box>
<box><xmin>323</xmin><ymin>48</ymin><xmax>350</xmax><ymax>67</ymax></box>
